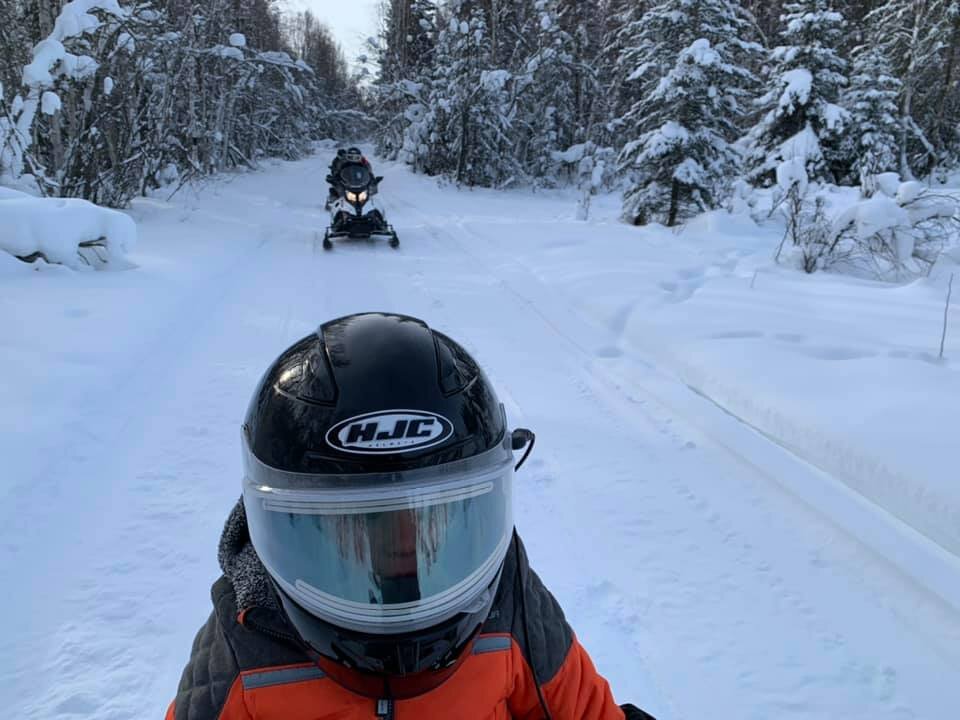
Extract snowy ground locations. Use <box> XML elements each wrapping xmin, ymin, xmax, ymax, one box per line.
<box><xmin>3</xmin><ymin>150</ymin><xmax>960</xmax><ymax>720</ymax></box>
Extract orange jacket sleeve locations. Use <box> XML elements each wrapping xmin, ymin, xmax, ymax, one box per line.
<box><xmin>509</xmin><ymin>636</ymin><xmax>625</xmax><ymax>720</ymax></box>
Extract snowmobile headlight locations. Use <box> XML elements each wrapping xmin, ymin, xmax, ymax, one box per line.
<box><xmin>358</xmin><ymin>191</ymin><xmax>368</xmax><ymax>203</ymax></box>
<box><xmin>346</xmin><ymin>191</ymin><xmax>358</xmax><ymax>202</ymax></box>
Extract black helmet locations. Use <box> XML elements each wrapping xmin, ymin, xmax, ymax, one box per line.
<box><xmin>345</xmin><ymin>147</ymin><xmax>363</xmax><ymax>163</ymax></box>
<box><xmin>242</xmin><ymin>313</ymin><xmax>523</xmax><ymax>686</ymax></box>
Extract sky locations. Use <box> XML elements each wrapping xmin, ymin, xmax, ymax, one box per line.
<box><xmin>283</xmin><ymin>0</ymin><xmax>382</xmax><ymax>70</ymax></box>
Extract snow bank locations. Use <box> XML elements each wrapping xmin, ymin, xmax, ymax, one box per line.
<box><xmin>501</xmin><ymin>198</ymin><xmax>960</xmax><ymax>557</ymax></box>
<box><xmin>0</xmin><ymin>188</ymin><xmax>136</xmax><ymax>269</ymax></box>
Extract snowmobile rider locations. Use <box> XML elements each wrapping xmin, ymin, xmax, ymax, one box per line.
<box><xmin>327</xmin><ymin>147</ymin><xmax>372</xmax><ymax>205</ymax></box>
<box><xmin>164</xmin><ymin>312</ymin><xmax>655</xmax><ymax>720</ymax></box>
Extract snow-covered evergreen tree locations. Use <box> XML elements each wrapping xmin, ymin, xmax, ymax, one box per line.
<box><xmin>843</xmin><ymin>46</ymin><xmax>901</xmax><ymax>194</ymax></box>
<box><xmin>373</xmin><ymin>0</ymin><xmax>437</xmax><ymax>160</ymax></box>
<box><xmin>746</xmin><ymin>0</ymin><xmax>850</xmax><ymax>186</ymax></box>
<box><xmin>557</xmin><ymin>0</ymin><xmax>606</xmax><ymax>144</ymax></box>
<box><xmin>864</xmin><ymin>0</ymin><xmax>957</xmax><ymax>177</ymax></box>
<box><xmin>514</xmin><ymin>0</ymin><xmax>578</xmax><ymax>184</ymax></box>
<box><xmin>617</xmin><ymin>0</ymin><xmax>762</xmax><ymax>226</ymax></box>
<box><xmin>420</xmin><ymin>1</ymin><xmax>516</xmax><ymax>186</ymax></box>
<box><xmin>611</xmin><ymin>1</ymin><xmax>653</xmax><ymax>136</ymax></box>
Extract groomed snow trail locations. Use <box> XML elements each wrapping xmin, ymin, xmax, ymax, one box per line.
<box><xmin>2</xmin><ymin>153</ymin><xmax>958</xmax><ymax>720</ymax></box>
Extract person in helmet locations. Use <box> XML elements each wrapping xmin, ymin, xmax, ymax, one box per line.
<box><xmin>164</xmin><ymin>313</ymin><xmax>654</xmax><ymax>720</ymax></box>
<box><xmin>327</xmin><ymin>148</ymin><xmax>373</xmax><ymax>207</ymax></box>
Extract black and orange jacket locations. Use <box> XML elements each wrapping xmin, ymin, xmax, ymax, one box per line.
<box><xmin>165</xmin><ymin>501</ymin><xmax>641</xmax><ymax>720</ymax></box>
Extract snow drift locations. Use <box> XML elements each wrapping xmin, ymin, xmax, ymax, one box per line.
<box><xmin>0</xmin><ymin>187</ymin><xmax>136</xmax><ymax>269</ymax></box>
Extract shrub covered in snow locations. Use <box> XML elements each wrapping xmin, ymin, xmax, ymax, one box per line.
<box><xmin>773</xmin><ymin>163</ymin><xmax>959</xmax><ymax>278</ymax></box>
<box><xmin>0</xmin><ymin>187</ymin><xmax>136</xmax><ymax>269</ymax></box>
<box><xmin>829</xmin><ymin>181</ymin><xmax>959</xmax><ymax>278</ymax></box>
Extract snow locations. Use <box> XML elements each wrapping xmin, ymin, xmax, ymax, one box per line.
<box><xmin>40</xmin><ymin>91</ymin><xmax>61</xmax><ymax>116</ymax></box>
<box><xmin>684</xmin><ymin>38</ymin><xmax>718</xmax><ymax>66</ymax></box>
<box><xmin>822</xmin><ymin>101</ymin><xmax>849</xmax><ymax>131</ymax></box>
<box><xmin>480</xmin><ymin>69</ymin><xmax>511</xmax><ymax>92</ymax></box>
<box><xmin>552</xmin><ymin>143</ymin><xmax>587</xmax><ymax>164</ymax></box>
<box><xmin>259</xmin><ymin>51</ymin><xmax>295</xmax><ymax>66</ymax></box>
<box><xmin>2</xmin><ymin>152</ymin><xmax>960</xmax><ymax>720</ymax></box>
<box><xmin>103</xmin><ymin>76</ymin><xmax>114</xmax><ymax>96</ymax></box>
<box><xmin>23</xmin><ymin>39</ymin><xmax>67</xmax><ymax>86</ymax></box>
<box><xmin>50</xmin><ymin>0</ymin><xmax>126</xmax><ymax>41</ymax></box>
<box><xmin>834</xmin><ymin>193</ymin><xmax>910</xmax><ymax>242</ymax></box>
<box><xmin>214</xmin><ymin>45</ymin><xmax>244</xmax><ymax>61</ymax></box>
<box><xmin>672</xmin><ymin>157</ymin><xmax>703</xmax><ymax>184</ymax></box>
<box><xmin>897</xmin><ymin>180</ymin><xmax>926</xmax><ymax>205</ymax></box>
<box><xmin>229</xmin><ymin>33</ymin><xmax>247</xmax><ymax>48</ymax></box>
<box><xmin>776</xmin><ymin>157</ymin><xmax>807</xmax><ymax>192</ymax></box>
<box><xmin>778</xmin><ymin>123</ymin><xmax>822</xmax><ymax>166</ymax></box>
<box><xmin>778</xmin><ymin>68</ymin><xmax>812</xmax><ymax>112</ymax></box>
<box><xmin>0</xmin><ymin>187</ymin><xmax>136</xmax><ymax>269</ymax></box>
<box><xmin>876</xmin><ymin>172</ymin><xmax>903</xmax><ymax>197</ymax></box>
<box><xmin>23</xmin><ymin>33</ymin><xmax>99</xmax><ymax>90</ymax></box>
<box><xmin>116</xmin><ymin>32</ymin><xmax>135</xmax><ymax>53</ymax></box>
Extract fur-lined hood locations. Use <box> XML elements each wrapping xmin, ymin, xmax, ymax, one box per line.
<box><xmin>217</xmin><ymin>498</ymin><xmax>278</xmax><ymax>611</ymax></box>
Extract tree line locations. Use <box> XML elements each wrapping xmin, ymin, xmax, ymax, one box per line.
<box><xmin>370</xmin><ymin>0</ymin><xmax>960</xmax><ymax>226</ymax></box>
<box><xmin>0</xmin><ymin>0</ymin><xmax>363</xmax><ymax>207</ymax></box>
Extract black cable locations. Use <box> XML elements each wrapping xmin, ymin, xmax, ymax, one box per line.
<box><xmin>514</xmin><ymin>531</ymin><xmax>554</xmax><ymax>720</ymax></box>
<box><xmin>512</xmin><ymin>429</ymin><xmax>536</xmax><ymax>471</ymax></box>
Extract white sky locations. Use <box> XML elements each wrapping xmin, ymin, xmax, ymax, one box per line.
<box><xmin>281</xmin><ymin>0</ymin><xmax>382</xmax><ymax>70</ymax></box>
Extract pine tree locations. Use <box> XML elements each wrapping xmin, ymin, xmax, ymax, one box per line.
<box><xmin>844</xmin><ymin>45</ymin><xmax>901</xmax><ymax>193</ymax></box>
<box><xmin>557</xmin><ymin>0</ymin><xmax>606</xmax><ymax>144</ymax></box>
<box><xmin>747</xmin><ymin>0</ymin><xmax>850</xmax><ymax>186</ymax></box>
<box><xmin>514</xmin><ymin>0</ymin><xmax>578</xmax><ymax>183</ymax></box>
<box><xmin>742</xmin><ymin>0</ymin><xmax>787</xmax><ymax>41</ymax></box>
<box><xmin>617</xmin><ymin>0</ymin><xmax>762</xmax><ymax>226</ymax></box>
<box><xmin>601</xmin><ymin>0</ymin><xmax>656</xmax><ymax>143</ymax></box>
<box><xmin>374</xmin><ymin>0</ymin><xmax>438</xmax><ymax>159</ymax></box>
<box><xmin>865</xmin><ymin>0</ymin><xmax>957</xmax><ymax>177</ymax></box>
<box><xmin>420</xmin><ymin>0</ymin><xmax>515</xmax><ymax>185</ymax></box>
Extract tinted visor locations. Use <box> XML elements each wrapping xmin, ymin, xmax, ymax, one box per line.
<box><xmin>243</xmin><ymin>438</ymin><xmax>513</xmax><ymax>635</ymax></box>
<box><xmin>339</xmin><ymin>164</ymin><xmax>372</xmax><ymax>189</ymax></box>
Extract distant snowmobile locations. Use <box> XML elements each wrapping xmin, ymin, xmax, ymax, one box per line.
<box><xmin>323</xmin><ymin>161</ymin><xmax>399</xmax><ymax>250</ymax></box>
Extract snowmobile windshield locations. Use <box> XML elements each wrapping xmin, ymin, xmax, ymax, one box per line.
<box><xmin>339</xmin><ymin>164</ymin><xmax>372</xmax><ymax>190</ymax></box>
<box><xmin>242</xmin><ymin>438</ymin><xmax>514</xmax><ymax>635</ymax></box>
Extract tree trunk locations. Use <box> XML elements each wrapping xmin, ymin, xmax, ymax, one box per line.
<box><xmin>457</xmin><ymin>108</ymin><xmax>469</xmax><ymax>183</ymax></box>
<box><xmin>933</xmin><ymin>8</ymin><xmax>960</xmax><ymax>160</ymax></box>
<box><xmin>667</xmin><ymin>178</ymin><xmax>680</xmax><ymax>227</ymax></box>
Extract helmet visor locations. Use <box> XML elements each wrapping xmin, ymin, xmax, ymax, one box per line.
<box><xmin>340</xmin><ymin>164</ymin><xmax>371</xmax><ymax>188</ymax></box>
<box><xmin>242</xmin><ymin>439</ymin><xmax>513</xmax><ymax>635</ymax></box>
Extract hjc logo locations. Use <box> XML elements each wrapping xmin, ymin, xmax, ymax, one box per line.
<box><xmin>327</xmin><ymin>411</ymin><xmax>454</xmax><ymax>454</ymax></box>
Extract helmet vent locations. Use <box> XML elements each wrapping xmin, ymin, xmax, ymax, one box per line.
<box><xmin>435</xmin><ymin>334</ymin><xmax>477</xmax><ymax>396</ymax></box>
<box><xmin>273</xmin><ymin>336</ymin><xmax>337</xmax><ymax>405</ymax></box>
<box><xmin>300</xmin><ymin>344</ymin><xmax>338</xmax><ymax>404</ymax></box>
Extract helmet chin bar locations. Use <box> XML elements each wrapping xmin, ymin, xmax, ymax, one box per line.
<box><xmin>270</xmin><ymin>565</ymin><xmax>503</xmax><ymax>696</ymax></box>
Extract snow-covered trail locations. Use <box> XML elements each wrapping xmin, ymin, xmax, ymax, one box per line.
<box><xmin>2</xmin><ymin>153</ymin><xmax>959</xmax><ymax>720</ymax></box>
